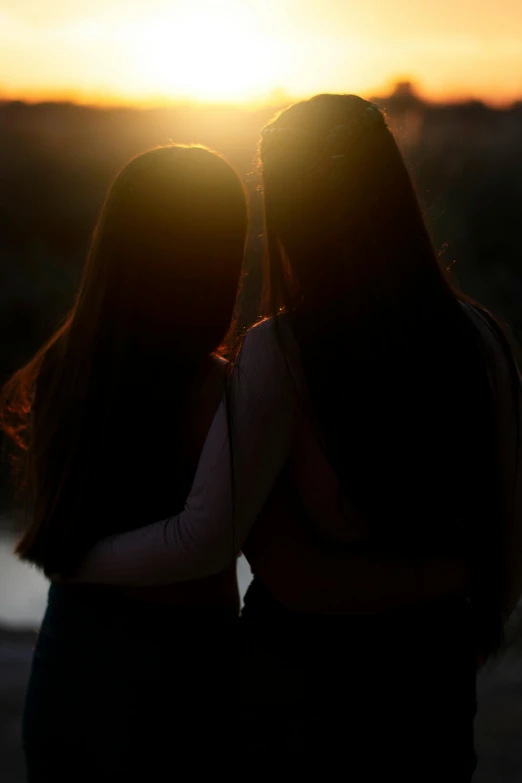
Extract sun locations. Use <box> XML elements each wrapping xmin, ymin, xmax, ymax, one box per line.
<box><xmin>128</xmin><ymin>6</ymin><xmax>284</xmax><ymax>103</ymax></box>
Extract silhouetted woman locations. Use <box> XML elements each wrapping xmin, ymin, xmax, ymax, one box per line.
<box><xmin>66</xmin><ymin>97</ymin><xmax>522</xmax><ymax>780</ymax></box>
<box><xmin>0</xmin><ymin>144</ymin><xmax>248</xmax><ymax>781</ymax></box>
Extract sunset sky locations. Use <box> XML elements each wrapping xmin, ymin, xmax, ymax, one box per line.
<box><xmin>1</xmin><ymin>0</ymin><xmax>521</xmax><ymax>106</ymax></box>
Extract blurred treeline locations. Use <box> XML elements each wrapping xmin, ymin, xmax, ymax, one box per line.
<box><xmin>0</xmin><ymin>84</ymin><xmax>521</xmax><ymax>501</ymax></box>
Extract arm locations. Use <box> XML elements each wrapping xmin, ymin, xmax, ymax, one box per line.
<box><xmin>244</xmin><ymin>485</ymin><xmax>468</xmax><ymax>614</ymax></box>
<box><xmin>74</xmin><ymin>322</ymin><xmax>299</xmax><ymax>585</ymax></box>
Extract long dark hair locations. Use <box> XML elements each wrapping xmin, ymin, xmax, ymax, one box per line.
<box><xmin>260</xmin><ymin>93</ymin><xmax>516</xmax><ymax>658</ymax></box>
<box><xmin>1</xmin><ymin>144</ymin><xmax>248</xmax><ymax>576</ymax></box>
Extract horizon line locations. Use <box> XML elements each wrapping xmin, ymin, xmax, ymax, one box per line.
<box><xmin>1</xmin><ymin>85</ymin><xmax>521</xmax><ymax>113</ymax></box>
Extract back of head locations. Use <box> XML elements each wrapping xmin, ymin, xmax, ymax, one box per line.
<box><xmin>260</xmin><ymin>93</ymin><xmax>442</xmax><ymax>320</ymax></box>
<box><xmin>79</xmin><ymin>144</ymin><xmax>247</xmax><ymax>365</ymax></box>
<box><xmin>1</xmin><ymin>144</ymin><xmax>248</xmax><ymax>574</ymax></box>
<box><xmin>260</xmin><ymin>94</ymin><xmax>509</xmax><ymax>657</ymax></box>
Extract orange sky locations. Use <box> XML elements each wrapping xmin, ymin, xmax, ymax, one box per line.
<box><xmin>1</xmin><ymin>0</ymin><xmax>521</xmax><ymax>106</ymax></box>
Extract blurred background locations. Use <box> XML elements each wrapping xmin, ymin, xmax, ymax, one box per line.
<box><xmin>1</xmin><ymin>1</ymin><xmax>522</xmax><ymax>780</ymax></box>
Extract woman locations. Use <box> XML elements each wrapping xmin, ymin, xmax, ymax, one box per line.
<box><xmin>67</xmin><ymin>96</ymin><xmax>522</xmax><ymax>777</ymax></box>
<box><xmin>0</xmin><ymin>144</ymin><xmax>249</xmax><ymax>781</ymax></box>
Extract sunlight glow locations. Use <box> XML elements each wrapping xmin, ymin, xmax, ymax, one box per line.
<box><xmin>124</xmin><ymin>7</ymin><xmax>286</xmax><ymax>103</ymax></box>
<box><xmin>1</xmin><ymin>0</ymin><xmax>522</xmax><ymax>106</ymax></box>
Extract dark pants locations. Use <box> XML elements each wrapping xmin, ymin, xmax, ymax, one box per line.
<box><xmin>240</xmin><ymin>580</ymin><xmax>477</xmax><ymax>781</ymax></box>
<box><xmin>23</xmin><ymin>584</ymin><xmax>237</xmax><ymax>783</ymax></box>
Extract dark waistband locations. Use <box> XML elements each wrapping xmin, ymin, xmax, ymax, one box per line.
<box><xmin>47</xmin><ymin>583</ymin><xmax>238</xmax><ymax>625</ymax></box>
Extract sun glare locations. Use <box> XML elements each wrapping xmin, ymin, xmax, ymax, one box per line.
<box><xmin>2</xmin><ymin>1</ymin><xmax>521</xmax><ymax>107</ymax></box>
<box><xmin>128</xmin><ymin>6</ymin><xmax>285</xmax><ymax>103</ymax></box>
